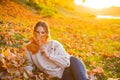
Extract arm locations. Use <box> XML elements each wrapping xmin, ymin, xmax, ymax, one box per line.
<box><xmin>24</xmin><ymin>49</ymin><xmax>34</xmax><ymax>72</ymax></box>
<box><xmin>44</xmin><ymin>40</ymin><xmax>70</xmax><ymax>68</ymax></box>
<box><xmin>23</xmin><ymin>48</ymin><xmax>36</xmax><ymax>77</ymax></box>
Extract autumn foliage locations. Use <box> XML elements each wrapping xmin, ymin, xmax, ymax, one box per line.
<box><xmin>0</xmin><ymin>0</ymin><xmax>120</xmax><ymax>80</ymax></box>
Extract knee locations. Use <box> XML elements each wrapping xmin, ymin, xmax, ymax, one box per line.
<box><xmin>70</xmin><ymin>56</ymin><xmax>80</xmax><ymax>62</ymax></box>
<box><xmin>70</xmin><ymin>56</ymin><xmax>85</xmax><ymax>67</ymax></box>
<box><xmin>70</xmin><ymin>56</ymin><xmax>81</xmax><ymax>66</ymax></box>
<box><xmin>70</xmin><ymin>56</ymin><xmax>76</xmax><ymax>61</ymax></box>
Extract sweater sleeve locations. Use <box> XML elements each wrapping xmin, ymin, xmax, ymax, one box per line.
<box><xmin>24</xmin><ymin>48</ymin><xmax>34</xmax><ymax>72</ymax></box>
<box><xmin>47</xmin><ymin>40</ymin><xmax>70</xmax><ymax>68</ymax></box>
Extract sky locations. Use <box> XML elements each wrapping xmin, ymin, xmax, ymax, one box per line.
<box><xmin>74</xmin><ymin>0</ymin><xmax>120</xmax><ymax>9</ymax></box>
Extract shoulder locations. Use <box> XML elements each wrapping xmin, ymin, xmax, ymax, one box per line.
<box><xmin>47</xmin><ymin>40</ymin><xmax>62</xmax><ymax>46</ymax></box>
<box><xmin>45</xmin><ymin>40</ymin><xmax>63</xmax><ymax>48</ymax></box>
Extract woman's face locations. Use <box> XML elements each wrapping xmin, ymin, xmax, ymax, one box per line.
<box><xmin>34</xmin><ymin>26</ymin><xmax>47</xmax><ymax>45</ymax></box>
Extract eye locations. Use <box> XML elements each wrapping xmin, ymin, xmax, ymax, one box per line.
<box><xmin>41</xmin><ymin>32</ymin><xmax>45</xmax><ymax>34</ymax></box>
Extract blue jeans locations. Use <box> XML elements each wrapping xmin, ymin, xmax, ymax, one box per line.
<box><xmin>61</xmin><ymin>56</ymin><xmax>89</xmax><ymax>80</ymax></box>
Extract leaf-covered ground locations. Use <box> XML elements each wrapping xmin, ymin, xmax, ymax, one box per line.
<box><xmin>0</xmin><ymin>0</ymin><xmax>120</xmax><ymax>80</ymax></box>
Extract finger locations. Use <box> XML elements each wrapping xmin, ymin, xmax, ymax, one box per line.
<box><xmin>40</xmin><ymin>47</ymin><xmax>45</xmax><ymax>52</ymax></box>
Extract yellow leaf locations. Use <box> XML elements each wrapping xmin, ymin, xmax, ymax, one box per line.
<box><xmin>3</xmin><ymin>49</ymin><xmax>9</xmax><ymax>57</ymax></box>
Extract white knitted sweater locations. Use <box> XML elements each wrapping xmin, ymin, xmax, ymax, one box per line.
<box><xmin>25</xmin><ymin>40</ymin><xmax>71</xmax><ymax>78</ymax></box>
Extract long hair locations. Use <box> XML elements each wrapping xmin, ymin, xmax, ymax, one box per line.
<box><xmin>26</xmin><ymin>21</ymin><xmax>51</xmax><ymax>54</ymax></box>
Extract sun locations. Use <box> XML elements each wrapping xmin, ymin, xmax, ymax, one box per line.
<box><xmin>74</xmin><ymin>0</ymin><xmax>120</xmax><ymax>9</ymax></box>
<box><xmin>74</xmin><ymin>0</ymin><xmax>83</xmax><ymax>6</ymax></box>
<box><xmin>83</xmin><ymin>0</ymin><xmax>112</xmax><ymax>9</ymax></box>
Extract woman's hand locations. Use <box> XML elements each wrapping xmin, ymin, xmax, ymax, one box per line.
<box><xmin>23</xmin><ymin>68</ymin><xmax>36</xmax><ymax>78</ymax></box>
<box><xmin>40</xmin><ymin>48</ymin><xmax>50</xmax><ymax>58</ymax></box>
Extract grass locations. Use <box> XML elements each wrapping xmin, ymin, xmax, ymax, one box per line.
<box><xmin>0</xmin><ymin>0</ymin><xmax>120</xmax><ymax>80</ymax></box>
<box><xmin>25</xmin><ymin>0</ymin><xmax>61</xmax><ymax>18</ymax></box>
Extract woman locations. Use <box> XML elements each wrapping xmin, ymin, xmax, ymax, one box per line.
<box><xmin>25</xmin><ymin>21</ymin><xmax>89</xmax><ymax>80</ymax></box>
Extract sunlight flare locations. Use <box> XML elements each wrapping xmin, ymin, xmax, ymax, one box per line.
<box><xmin>74</xmin><ymin>0</ymin><xmax>120</xmax><ymax>9</ymax></box>
<box><xmin>97</xmin><ymin>15</ymin><xmax>120</xmax><ymax>19</ymax></box>
<box><xmin>74</xmin><ymin>0</ymin><xmax>83</xmax><ymax>5</ymax></box>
